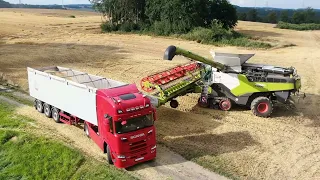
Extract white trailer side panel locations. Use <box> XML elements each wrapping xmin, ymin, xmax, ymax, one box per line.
<box><xmin>27</xmin><ymin>67</ymin><xmax>98</xmax><ymax>126</ymax></box>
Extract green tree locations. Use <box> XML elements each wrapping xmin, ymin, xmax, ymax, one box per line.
<box><xmin>90</xmin><ymin>0</ymin><xmax>146</xmax><ymax>25</ymax></box>
<box><xmin>268</xmin><ymin>11</ymin><xmax>278</xmax><ymax>24</ymax></box>
<box><xmin>280</xmin><ymin>10</ymin><xmax>289</xmax><ymax>22</ymax></box>
<box><xmin>292</xmin><ymin>11</ymin><xmax>306</xmax><ymax>24</ymax></box>
<box><xmin>207</xmin><ymin>0</ymin><xmax>238</xmax><ymax>29</ymax></box>
<box><xmin>305</xmin><ymin>7</ymin><xmax>316</xmax><ymax>23</ymax></box>
<box><xmin>238</xmin><ymin>13</ymin><xmax>247</xmax><ymax>21</ymax></box>
<box><xmin>0</xmin><ymin>0</ymin><xmax>11</xmax><ymax>8</ymax></box>
<box><xmin>247</xmin><ymin>9</ymin><xmax>258</xmax><ymax>22</ymax></box>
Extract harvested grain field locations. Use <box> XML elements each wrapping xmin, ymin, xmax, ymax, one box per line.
<box><xmin>1</xmin><ymin>8</ymin><xmax>320</xmax><ymax>180</ymax></box>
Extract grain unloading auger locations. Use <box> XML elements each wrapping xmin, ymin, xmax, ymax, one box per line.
<box><xmin>141</xmin><ymin>45</ymin><xmax>303</xmax><ymax>118</ymax></box>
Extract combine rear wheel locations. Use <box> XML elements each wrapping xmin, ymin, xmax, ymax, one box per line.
<box><xmin>251</xmin><ymin>97</ymin><xmax>273</xmax><ymax>117</ymax></box>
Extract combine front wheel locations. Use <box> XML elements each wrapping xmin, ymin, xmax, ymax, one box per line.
<box><xmin>251</xmin><ymin>97</ymin><xmax>273</xmax><ymax>118</ymax></box>
<box><xmin>170</xmin><ymin>100</ymin><xmax>179</xmax><ymax>108</ymax></box>
<box><xmin>219</xmin><ymin>99</ymin><xmax>232</xmax><ymax>111</ymax></box>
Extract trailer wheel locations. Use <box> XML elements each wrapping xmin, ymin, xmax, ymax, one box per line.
<box><xmin>52</xmin><ymin>108</ymin><xmax>61</xmax><ymax>123</ymax></box>
<box><xmin>43</xmin><ymin>103</ymin><xmax>52</xmax><ymax>118</ymax></box>
<box><xmin>251</xmin><ymin>96</ymin><xmax>273</xmax><ymax>118</ymax></box>
<box><xmin>106</xmin><ymin>145</ymin><xmax>114</xmax><ymax>165</ymax></box>
<box><xmin>36</xmin><ymin>100</ymin><xmax>44</xmax><ymax>113</ymax></box>
<box><xmin>84</xmin><ymin>123</ymin><xmax>90</xmax><ymax>138</ymax></box>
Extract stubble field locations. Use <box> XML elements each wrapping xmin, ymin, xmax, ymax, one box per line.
<box><xmin>1</xmin><ymin>8</ymin><xmax>320</xmax><ymax>180</ymax></box>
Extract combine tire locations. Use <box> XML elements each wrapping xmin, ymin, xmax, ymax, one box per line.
<box><xmin>43</xmin><ymin>103</ymin><xmax>52</xmax><ymax>118</ymax></box>
<box><xmin>219</xmin><ymin>98</ymin><xmax>232</xmax><ymax>111</ymax></box>
<box><xmin>198</xmin><ymin>97</ymin><xmax>209</xmax><ymax>108</ymax></box>
<box><xmin>170</xmin><ymin>100</ymin><xmax>179</xmax><ymax>108</ymax></box>
<box><xmin>52</xmin><ymin>108</ymin><xmax>61</xmax><ymax>123</ymax></box>
<box><xmin>251</xmin><ymin>97</ymin><xmax>273</xmax><ymax>117</ymax></box>
<box><xmin>36</xmin><ymin>100</ymin><xmax>44</xmax><ymax>113</ymax></box>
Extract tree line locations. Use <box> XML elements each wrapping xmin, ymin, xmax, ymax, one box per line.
<box><xmin>237</xmin><ymin>7</ymin><xmax>320</xmax><ymax>24</ymax></box>
<box><xmin>89</xmin><ymin>0</ymin><xmax>238</xmax><ymax>35</ymax></box>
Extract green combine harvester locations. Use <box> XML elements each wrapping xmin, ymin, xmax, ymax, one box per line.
<box><xmin>141</xmin><ymin>45</ymin><xmax>303</xmax><ymax>117</ymax></box>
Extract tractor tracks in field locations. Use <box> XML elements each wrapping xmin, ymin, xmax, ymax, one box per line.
<box><xmin>0</xmin><ymin>93</ymin><xmax>229</xmax><ymax>180</ymax></box>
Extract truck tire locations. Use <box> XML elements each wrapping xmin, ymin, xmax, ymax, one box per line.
<box><xmin>52</xmin><ymin>108</ymin><xmax>61</xmax><ymax>123</ymax></box>
<box><xmin>84</xmin><ymin>123</ymin><xmax>90</xmax><ymax>138</ymax></box>
<box><xmin>251</xmin><ymin>96</ymin><xmax>273</xmax><ymax>118</ymax></box>
<box><xmin>43</xmin><ymin>103</ymin><xmax>52</xmax><ymax>118</ymax></box>
<box><xmin>106</xmin><ymin>145</ymin><xmax>114</xmax><ymax>165</ymax></box>
<box><xmin>36</xmin><ymin>100</ymin><xmax>44</xmax><ymax>113</ymax></box>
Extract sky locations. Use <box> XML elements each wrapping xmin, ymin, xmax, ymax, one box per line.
<box><xmin>5</xmin><ymin>0</ymin><xmax>320</xmax><ymax>9</ymax></box>
<box><xmin>229</xmin><ymin>0</ymin><xmax>320</xmax><ymax>9</ymax></box>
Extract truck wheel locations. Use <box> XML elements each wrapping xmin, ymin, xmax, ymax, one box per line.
<box><xmin>52</xmin><ymin>108</ymin><xmax>61</xmax><ymax>123</ymax></box>
<box><xmin>36</xmin><ymin>100</ymin><xmax>44</xmax><ymax>113</ymax></box>
<box><xmin>251</xmin><ymin>97</ymin><xmax>273</xmax><ymax>118</ymax></box>
<box><xmin>43</xmin><ymin>103</ymin><xmax>52</xmax><ymax>118</ymax></box>
<box><xmin>106</xmin><ymin>145</ymin><xmax>114</xmax><ymax>165</ymax></box>
<box><xmin>170</xmin><ymin>100</ymin><xmax>179</xmax><ymax>108</ymax></box>
<box><xmin>84</xmin><ymin>123</ymin><xmax>90</xmax><ymax>138</ymax></box>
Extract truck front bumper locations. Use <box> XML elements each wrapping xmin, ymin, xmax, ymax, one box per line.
<box><xmin>113</xmin><ymin>148</ymin><xmax>157</xmax><ymax>169</ymax></box>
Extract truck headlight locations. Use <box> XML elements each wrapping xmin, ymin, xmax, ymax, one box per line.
<box><xmin>145</xmin><ymin>104</ymin><xmax>150</xmax><ymax>107</ymax></box>
<box><xmin>151</xmin><ymin>145</ymin><xmax>156</xmax><ymax>150</ymax></box>
<box><xmin>117</xmin><ymin>155</ymin><xmax>126</xmax><ymax>159</ymax></box>
<box><xmin>117</xmin><ymin>110</ymin><xmax>123</xmax><ymax>114</ymax></box>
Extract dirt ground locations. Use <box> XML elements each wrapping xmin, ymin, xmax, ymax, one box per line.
<box><xmin>1</xmin><ymin>8</ymin><xmax>320</xmax><ymax>180</ymax></box>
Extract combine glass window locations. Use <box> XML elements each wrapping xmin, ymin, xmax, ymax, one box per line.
<box><xmin>115</xmin><ymin>114</ymin><xmax>154</xmax><ymax>134</ymax></box>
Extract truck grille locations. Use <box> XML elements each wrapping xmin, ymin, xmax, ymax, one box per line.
<box><xmin>129</xmin><ymin>139</ymin><xmax>147</xmax><ymax>154</ymax></box>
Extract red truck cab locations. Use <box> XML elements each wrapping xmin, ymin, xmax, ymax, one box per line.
<box><xmin>85</xmin><ymin>84</ymin><xmax>157</xmax><ymax>168</ymax></box>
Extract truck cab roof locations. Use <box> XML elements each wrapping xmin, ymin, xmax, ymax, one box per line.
<box><xmin>97</xmin><ymin>84</ymin><xmax>151</xmax><ymax>119</ymax></box>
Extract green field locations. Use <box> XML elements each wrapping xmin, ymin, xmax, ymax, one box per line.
<box><xmin>0</xmin><ymin>102</ymin><xmax>136</xmax><ymax>180</ymax></box>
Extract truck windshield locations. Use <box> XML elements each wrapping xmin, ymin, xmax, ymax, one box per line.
<box><xmin>115</xmin><ymin>114</ymin><xmax>154</xmax><ymax>134</ymax></box>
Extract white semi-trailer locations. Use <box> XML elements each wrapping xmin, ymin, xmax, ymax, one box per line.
<box><xmin>27</xmin><ymin>66</ymin><xmax>157</xmax><ymax>168</ymax></box>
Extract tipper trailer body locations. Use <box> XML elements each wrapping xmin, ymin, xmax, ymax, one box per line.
<box><xmin>27</xmin><ymin>66</ymin><xmax>157</xmax><ymax>168</ymax></box>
